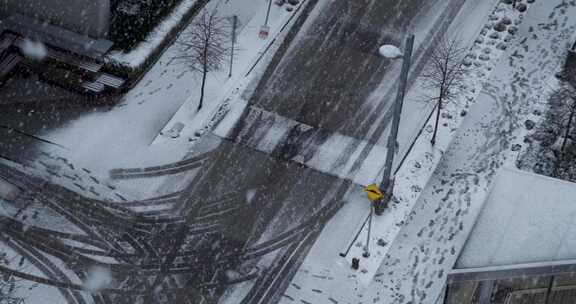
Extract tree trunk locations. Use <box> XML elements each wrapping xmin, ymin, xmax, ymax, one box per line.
<box><xmin>431</xmin><ymin>98</ymin><xmax>442</xmax><ymax>146</ymax></box>
<box><xmin>561</xmin><ymin>104</ymin><xmax>575</xmax><ymax>151</ymax></box>
<box><xmin>198</xmin><ymin>66</ymin><xmax>207</xmax><ymax>111</ymax></box>
<box><xmin>198</xmin><ymin>43</ymin><xmax>209</xmax><ymax>112</ymax></box>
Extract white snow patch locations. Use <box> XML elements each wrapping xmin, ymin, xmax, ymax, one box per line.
<box><xmin>378</xmin><ymin>44</ymin><xmax>403</xmax><ymax>59</ymax></box>
<box><xmin>0</xmin><ymin>177</ymin><xmax>20</xmax><ymax>201</ymax></box>
<box><xmin>246</xmin><ymin>189</ymin><xmax>257</xmax><ymax>203</ymax></box>
<box><xmin>19</xmin><ymin>39</ymin><xmax>47</xmax><ymax>60</ymax></box>
<box><xmin>83</xmin><ymin>266</ymin><xmax>113</xmax><ymax>292</ymax></box>
<box><xmin>224</xmin><ymin>269</ymin><xmax>242</xmax><ymax>282</ymax></box>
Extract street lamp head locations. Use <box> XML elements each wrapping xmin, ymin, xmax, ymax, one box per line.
<box><xmin>378</xmin><ymin>44</ymin><xmax>403</xmax><ymax>59</ymax></box>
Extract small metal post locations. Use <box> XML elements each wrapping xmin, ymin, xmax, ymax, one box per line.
<box><xmin>229</xmin><ymin>15</ymin><xmax>237</xmax><ymax>77</ymax></box>
<box><xmin>363</xmin><ymin>207</ymin><xmax>373</xmax><ymax>258</ymax></box>
<box><xmin>351</xmin><ymin>257</ymin><xmax>360</xmax><ymax>270</ymax></box>
<box><xmin>544</xmin><ymin>276</ymin><xmax>555</xmax><ymax>304</ymax></box>
<box><xmin>379</xmin><ymin>34</ymin><xmax>415</xmax><ymax>209</ymax></box>
<box><xmin>443</xmin><ymin>283</ymin><xmax>451</xmax><ymax>304</ymax></box>
<box><xmin>339</xmin><ymin>212</ymin><xmax>371</xmax><ymax>257</ymax></box>
<box><xmin>264</xmin><ymin>0</ymin><xmax>273</xmax><ymax>27</ymax></box>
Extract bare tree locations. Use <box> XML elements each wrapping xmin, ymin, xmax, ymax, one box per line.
<box><xmin>550</xmin><ymin>84</ymin><xmax>576</xmax><ymax>152</ymax></box>
<box><xmin>176</xmin><ymin>11</ymin><xmax>230</xmax><ymax>111</ymax></box>
<box><xmin>421</xmin><ymin>37</ymin><xmax>467</xmax><ymax>145</ymax></box>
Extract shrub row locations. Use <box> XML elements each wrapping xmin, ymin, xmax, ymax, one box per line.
<box><xmin>104</xmin><ymin>0</ymin><xmax>210</xmax><ymax>90</ymax></box>
<box><xmin>109</xmin><ymin>0</ymin><xmax>182</xmax><ymax>52</ymax></box>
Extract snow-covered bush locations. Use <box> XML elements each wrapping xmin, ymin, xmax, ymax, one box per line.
<box><xmin>516</xmin><ymin>3</ymin><xmax>527</xmax><ymax>12</ymax></box>
<box><xmin>494</xmin><ymin>21</ymin><xmax>507</xmax><ymax>32</ymax></box>
<box><xmin>519</xmin><ymin>74</ymin><xmax>576</xmax><ymax>182</ymax></box>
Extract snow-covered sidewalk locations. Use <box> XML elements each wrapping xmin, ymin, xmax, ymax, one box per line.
<box><xmin>150</xmin><ymin>0</ymin><xmax>309</xmax><ymax>152</ymax></box>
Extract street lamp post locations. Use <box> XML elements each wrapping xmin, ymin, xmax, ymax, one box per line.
<box><xmin>264</xmin><ymin>0</ymin><xmax>273</xmax><ymax>27</ymax></box>
<box><xmin>376</xmin><ymin>34</ymin><xmax>415</xmax><ymax>215</ymax></box>
<box><xmin>339</xmin><ymin>35</ymin><xmax>415</xmax><ymax>263</ymax></box>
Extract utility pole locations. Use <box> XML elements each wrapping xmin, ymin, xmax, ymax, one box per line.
<box><xmin>362</xmin><ymin>207</ymin><xmax>373</xmax><ymax>257</ymax></box>
<box><xmin>229</xmin><ymin>15</ymin><xmax>237</xmax><ymax>77</ymax></box>
<box><xmin>377</xmin><ymin>34</ymin><xmax>415</xmax><ymax>215</ymax></box>
<box><xmin>544</xmin><ymin>276</ymin><xmax>555</xmax><ymax>304</ymax></box>
<box><xmin>264</xmin><ymin>0</ymin><xmax>272</xmax><ymax>27</ymax></box>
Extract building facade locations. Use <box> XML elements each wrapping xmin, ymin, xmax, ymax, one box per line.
<box><xmin>0</xmin><ymin>0</ymin><xmax>110</xmax><ymax>38</ymax></box>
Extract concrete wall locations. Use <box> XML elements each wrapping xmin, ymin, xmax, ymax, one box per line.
<box><xmin>0</xmin><ymin>0</ymin><xmax>110</xmax><ymax>38</ymax></box>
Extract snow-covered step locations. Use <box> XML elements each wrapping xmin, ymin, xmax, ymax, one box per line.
<box><xmin>81</xmin><ymin>80</ymin><xmax>105</xmax><ymax>93</ymax></box>
<box><xmin>48</xmin><ymin>50</ymin><xmax>103</xmax><ymax>73</ymax></box>
<box><xmin>96</xmin><ymin>73</ymin><xmax>125</xmax><ymax>88</ymax></box>
<box><xmin>0</xmin><ymin>34</ymin><xmax>16</xmax><ymax>53</ymax></box>
<box><xmin>213</xmin><ymin>102</ymin><xmax>388</xmax><ymax>185</ymax></box>
<box><xmin>0</xmin><ymin>52</ymin><xmax>23</xmax><ymax>78</ymax></box>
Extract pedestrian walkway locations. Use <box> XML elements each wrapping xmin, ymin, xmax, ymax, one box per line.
<box><xmin>213</xmin><ymin>102</ymin><xmax>389</xmax><ymax>186</ymax></box>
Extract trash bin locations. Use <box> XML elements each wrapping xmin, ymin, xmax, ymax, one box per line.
<box><xmin>351</xmin><ymin>258</ymin><xmax>360</xmax><ymax>270</ymax></box>
<box><xmin>373</xmin><ymin>197</ymin><xmax>388</xmax><ymax>216</ymax></box>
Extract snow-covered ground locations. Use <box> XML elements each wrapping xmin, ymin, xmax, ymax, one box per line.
<box><xmin>4</xmin><ymin>0</ymin><xmax>576</xmax><ymax>303</ymax></box>
<box><xmin>34</xmin><ymin>0</ymin><xmax>306</xmax><ymax>198</ymax></box>
<box><xmin>276</xmin><ymin>0</ymin><xmax>576</xmax><ymax>303</ymax></box>
<box><xmin>0</xmin><ymin>241</ymin><xmax>68</xmax><ymax>304</ymax></box>
<box><xmin>364</xmin><ymin>1</ymin><xmax>576</xmax><ymax>303</ymax></box>
<box><xmin>0</xmin><ymin>2</ymin><xmax>312</xmax><ymax>302</ymax></box>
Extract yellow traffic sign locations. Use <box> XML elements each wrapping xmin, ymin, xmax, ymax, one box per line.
<box><xmin>364</xmin><ymin>184</ymin><xmax>383</xmax><ymax>202</ymax></box>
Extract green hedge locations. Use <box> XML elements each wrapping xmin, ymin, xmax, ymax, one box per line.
<box><xmin>104</xmin><ymin>0</ymin><xmax>210</xmax><ymax>89</ymax></box>
<box><xmin>110</xmin><ymin>0</ymin><xmax>182</xmax><ymax>52</ymax></box>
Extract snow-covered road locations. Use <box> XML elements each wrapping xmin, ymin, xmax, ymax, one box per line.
<box><xmin>3</xmin><ymin>0</ymin><xmax>575</xmax><ymax>303</ymax></box>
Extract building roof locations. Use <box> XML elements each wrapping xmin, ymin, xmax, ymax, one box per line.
<box><xmin>0</xmin><ymin>14</ymin><xmax>112</xmax><ymax>60</ymax></box>
<box><xmin>455</xmin><ymin>167</ymin><xmax>576</xmax><ymax>270</ymax></box>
